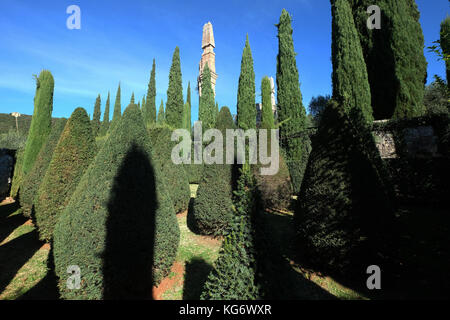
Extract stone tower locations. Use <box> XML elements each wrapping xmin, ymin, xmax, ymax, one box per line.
<box><xmin>198</xmin><ymin>22</ymin><xmax>218</xmax><ymax>96</ymax></box>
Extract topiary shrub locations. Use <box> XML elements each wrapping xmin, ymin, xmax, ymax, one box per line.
<box><xmin>34</xmin><ymin>108</ymin><xmax>96</xmax><ymax>242</ymax></box>
<box><xmin>9</xmin><ymin>148</ymin><xmax>24</xmax><ymax>199</ymax></box>
<box><xmin>22</xmin><ymin>70</ymin><xmax>54</xmax><ymax>175</ymax></box>
<box><xmin>201</xmin><ymin>167</ymin><xmax>262</xmax><ymax>299</ymax></box>
<box><xmin>294</xmin><ymin>100</ymin><xmax>397</xmax><ymax>279</ymax></box>
<box><xmin>253</xmin><ymin>151</ymin><xmax>292</xmax><ymax>211</ymax></box>
<box><xmin>148</xmin><ymin>126</ymin><xmax>190</xmax><ymax>214</ymax></box>
<box><xmin>20</xmin><ymin>118</ymin><xmax>67</xmax><ymax>218</ymax></box>
<box><xmin>191</xmin><ymin>107</ymin><xmax>237</xmax><ymax>236</ymax></box>
<box><xmin>53</xmin><ymin>104</ymin><xmax>179</xmax><ymax>299</ymax></box>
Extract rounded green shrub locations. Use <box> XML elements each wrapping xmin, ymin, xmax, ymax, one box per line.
<box><xmin>34</xmin><ymin>108</ymin><xmax>96</xmax><ymax>242</ymax></box>
<box><xmin>20</xmin><ymin>118</ymin><xmax>67</xmax><ymax>217</ymax></box>
<box><xmin>22</xmin><ymin>70</ymin><xmax>54</xmax><ymax>175</ymax></box>
<box><xmin>9</xmin><ymin>148</ymin><xmax>24</xmax><ymax>199</ymax></box>
<box><xmin>53</xmin><ymin>104</ymin><xmax>179</xmax><ymax>299</ymax></box>
<box><xmin>148</xmin><ymin>126</ymin><xmax>190</xmax><ymax>214</ymax></box>
<box><xmin>294</xmin><ymin>100</ymin><xmax>397</xmax><ymax>278</ymax></box>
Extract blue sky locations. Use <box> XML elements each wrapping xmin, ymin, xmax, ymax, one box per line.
<box><xmin>0</xmin><ymin>0</ymin><xmax>448</xmax><ymax>121</ymax></box>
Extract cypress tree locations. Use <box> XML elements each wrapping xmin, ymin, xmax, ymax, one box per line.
<box><xmin>20</xmin><ymin>118</ymin><xmax>67</xmax><ymax>217</ymax></box>
<box><xmin>130</xmin><ymin>92</ymin><xmax>135</xmax><ymax>104</ymax></box>
<box><xmin>260</xmin><ymin>76</ymin><xmax>275</xmax><ymax>129</ymax></box>
<box><xmin>53</xmin><ymin>104</ymin><xmax>179</xmax><ymax>299</ymax></box>
<box><xmin>22</xmin><ymin>70</ymin><xmax>54</xmax><ymax>175</ymax></box>
<box><xmin>143</xmin><ymin>59</ymin><xmax>157</xmax><ymax>126</ymax></box>
<box><xmin>331</xmin><ymin>0</ymin><xmax>373</xmax><ymax>125</ymax></box>
<box><xmin>350</xmin><ymin>0</ymin><xmax>427</xmax><ymax>119</ymax></box>
<box><xmin>201</xmin><ymin>168</ymin><xmax>262</xmax><ymax>299</ymax></box>
<box><xmin>111</xmin><ymin>83</ymin><xmax>122</xmax><ymax>130</ymax></box>
<box><xmin>441</xmin><ymin>16</ymin><xmax>450</xmax><ymax>88</ymax></box>
<box><xmin>186</xmin><ymin>82</ymin><xmax>191</xmax><ymax>130</ymax></box>
<box><xmin>199</xmin><ymin>64</ymin><xmax>216</xmax><ymax>129</ymax></box>
<box><xmin>141</xmin><ymin>96</ymin><xmax>145</xmax><ymax>111</ymax></box>
<box><xmin>157</xmin><ymin>100</ymin><xmax>165</xmax><ymax>125</ymax></box>
<box><xmin>237</xmin><ymin>35</ymin><xmax>256</xmax><ymax>130</ymax></box>
<box><xmin>276</xmin><ymin>9</ymin><xmax>309</xmax><ymax>193</ymax></box>
<box><xmin>35</xmin><ymin>108</ymin><xmax>96</xmax><ymax>242</ymax></box>
<box><xmin>166</xmin><ymin>47</ymin><xmax>184</xmax><ymax>128</ymax></box>
<box><xmin>99</xmin><ymin>91</ymin><xmax>110</xmax><ymax>136</ymax></box>
<box><xmin>92</xmin><ymin>94</ymin><xmax>102</xmax><ymax>137</ymax></box>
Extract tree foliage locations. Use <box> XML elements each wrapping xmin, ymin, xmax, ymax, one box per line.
<box><xmin>92</xmin><ymin>94</ymin><xmax>102</xmax><ymax>137</ymax></box>
<box><xmin>34</xmin><ymin>108</ymin><xmax>96</xmax><ymax>242</ymax></box>
<box><xmin>260</xmin><ymin>76</ymin><xmax>275</xmax><ymax>130</ymax></box>
<box><xmin>111</xmin><ymin>83</ymin><xmax>122</xmax><ymax>131</ymax></box>
<box><xmin>199</xmin><ymin>64</ymin><xmax>216</xmax><ymax>129</ymax></box>
<box><xmin>99</xmin><ymin>91</ymin><xmax>110</xmax><ymax>136</ymax></box>
<box><xmin>166</xmin><ymin>47</ymin><xmax>184</xmax><ymax>128</ymax></box>
<box><xmin>53</xmin><ymin>104</ymin><xmax>179</xmax><ymax>299</ymax></box>
<box><xmin>144</xmin><ymin>59</ymin><xmax>157</xmax><ymax>126</ymax></box>
<box><xmin>22</xmin><ymin>70</ymin><xmax>54</xmax><ymax>175</ymax></box>
<box><xmin>237</xmin><ymin>35</ymin><xmax>256</xmax><ymax>130</ymax></box>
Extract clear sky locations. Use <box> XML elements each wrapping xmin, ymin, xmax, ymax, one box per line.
<box><xmin>0</xmin><ymin>0</ymin><xmax>448</xmax><ymax>121</ymax></box>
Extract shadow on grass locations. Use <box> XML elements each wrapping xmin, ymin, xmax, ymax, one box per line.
<box><xmin>0</xmin><ymin>228</ymin><xmax>43</xmax><ymax>294</ymax></box>
<box><xmin>183</xmin><ymin>258</ymin><xmax>213</xmax><ymax>300</ymax></box>
<box><xmin>18</xmin><ymin>242</ymin><xmax>59</xmax><ymax>300</ymax></box>
<box><xmin>0</xmin><ymin>201</ymin><xmax>23</xmax><ymax>243</ymax></box>
<box><xmin>258</xmin><ymin>210</ymin><xmax>336</xmax><ymax>300</ymax></box>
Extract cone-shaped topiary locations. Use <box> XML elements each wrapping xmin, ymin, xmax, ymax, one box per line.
<box><xmin>276</xmin><ymin>10</ymin><xmax>310</xmax><ymax>193</ymax></box>
<box><xmin>22</xmin><ymin>70</ymin><xmax>54</xmax><ymax>176</ymax></box>
<box><xmin>34</xmin><ymin>108</ymin><xmax>96</xmax><ymax>242</ymax></box>
<box><xmin>99</xmin><ymin>91</ymin><xmax>110</xmax><ymax>136</ymax></box>
<box><xmin>166</xmin><ymin>47</ymin><xmax>184</xmax><ymax>128</ymax></box>
<box><xmin>201</xmin><ymin>167</ymin><xmax>262</xmax><ymax>299</ymax></box>
<box><xmin>260</xmin><ymin>76</ymin><xmax>275</xmax><ymax>130</ymax></box>
<box><xmin>110</xmin><ymin>83</ymin><xmax>121</xmax><ymax>131</ymax></box>
<box><xmin>294</xmin><ymin>100</ymin><xmax>397</xmax><ymax>279</ymax></box>
<box><xmin>192</xmin><ymin>107</ymin><xmax>236</xmax><ymax>236</ymax></box>
<box><xmin>143</xmin><ymin>59</ymin><xmax>157</xmax><ymax>126</ymax></box>
<box><xmin>331</xmin><ymin>0</ymin><xmax>373</xmax><ymax>125</ymax></box>
<box><xmin>237</xmin><ymin>35</ymin><xmax>256</xmax><ymax>130</ymax></box>
<box><xmin>148</xmin><ymin>126</ymin><xmax>190</xmax><ymax>214</ymax></box>
<box><xmin>20</xmin><ymin>118</ymin><xmax>67</xmax><ymax>217</ymax></box>
<box><xmin>91</xmin><ymin>94</ymin><xmax>101</xmax><ymax>137</ymax></box>
<box><xmin>9</xmin><ymin>148</ymin><xmax>24</xmax><ymax>199</ymax></box>
<box><xmin>53</xmin><ymin>104</ymin><xmax>180</xmax><ymax>299</ymax></box>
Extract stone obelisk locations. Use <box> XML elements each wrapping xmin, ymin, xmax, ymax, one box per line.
<box><xmin>198</xmin><ymin>22</ymin><xmax>218</xmax><ymax>96</ymax></box>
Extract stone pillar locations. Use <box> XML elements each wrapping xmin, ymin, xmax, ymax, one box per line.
<box><xmin>198</xmin><ymin>22</ymin><xmax>218</xmax><ymax>96</ymax></box>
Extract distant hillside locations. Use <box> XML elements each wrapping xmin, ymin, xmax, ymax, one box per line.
<box><xmin>0</xmin><ymin>113</ymin><xmax>64</xmax><ymax>136</ymax></box>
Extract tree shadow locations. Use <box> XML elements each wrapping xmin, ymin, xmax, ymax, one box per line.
<box><xmin>0</xmin><ymin>201</ymin><xmax>23</xmax><ymax>243</ymax></box>
<box><xmin>19</xmin><ymin>241</ymin><xmax>59</xmax><ymax>300</ymax></box>
<box><xmin>0</xmin><ymin>228</ymin><xmax>43</xmax><ymax>294</ymax></box>
<box><xmin>183</xmin><ymin>258</ymin><xmax>213</xmax><ymax>300</ymax></box>
<box><xmin>102</xmin><ymin>144</ymin><xmax>157</xmax><ymax>300</ymax></box>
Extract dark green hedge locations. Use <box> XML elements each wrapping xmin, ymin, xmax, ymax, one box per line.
<box><xmin>294</xmin><ymin>100</ymin><xmax>397</xmax><ymax>278</ymax></box>
<box><xmin>22</xmin><ymin>70</ymin><xmax>54</xmax><ymax>175</ymax></box>
<box><xmin>34</xmin><ymin>108</ymin><xmax>96</xmax><ymax>242</ymax></box>
<box><xmin>53</xmin><ymin>104</ymin><xmax>179</xmax><ymax>299</ymax></box>
<box><xmin>148</xmin><ymin>126</ymin><xmax>190</xmax><ymax>214</ymax></box>
<box><xmin>20</xmin><ymin>118</ymin><xmax>67</xmax><ymax>218</ymax></box>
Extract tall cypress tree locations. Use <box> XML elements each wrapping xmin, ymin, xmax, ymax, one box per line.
<box><xmin>186</xmin><ymin>82</ymin><xmax>191</xmax><ymax>130</ymax></box>
<box><xmin>22</xmin><ymin>70</ymin><xmax>54</xmax><ymax>175</ymax></box>
<box><xmin>199</xmin><ymin>64</ymin><xmax>216</xmax><ymax>129</ymax></box>
<box><xmin>350</xmin><ymin>0</ymin><xmax>427</xmax><ymax>119</ymax></box>
<box><xmin>237</xmin><ymin>35</ymin><xmax>256</xmax><ymax>130</ymax></box>
<box><xmin>157</xmin><ymin>100</ymin><xmax>165</xmax><ymax>125</ymax></box>
<box><xmin>92</xmin><ymin>94</ymin><xmax>102</xmax><ymax>137</ymax></box>
<box><xmin>130</xmin><ymin>92</ymin><xmax>135</xmax><ymax>104</ymax></box>
<box><xmin>261</xmin><ymin>76</ymin><xmax>275</xmax><ymax>129</ymax></box>
<box><xmin>100</xmin><ymin>91</ymin><xmax>110</xmax><ymax>136</ymax></box>
<box><xmin>111</xmin><ymin>83</ymin><xmax>122</xmax><ymax>131</ymax></box>
<box><xmin>141</xmin><ymin>96</ymin><xmax>145</xmax><ymax>111</ymax></box>
<box><xmin>144</xmin><ymin>59</ymin><xmax>157</xmax><ymax>125</ymax></box>
<box><xmin>166</xmin><ymin>47</ymin><xmax>184</xmax><ymax>128</ymax></box>
<box><xmin>331</xmin><ymin>0</ymin><xmax>373</xmax><ymax>125</ymax></box>
<box><xmin>276</xmin><ymin>9</ymin><xmax>309</xmax><ymax>193</ymax></box>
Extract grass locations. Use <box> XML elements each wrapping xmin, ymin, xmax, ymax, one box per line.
<box><xmin>0</xmin><ymin>201</ymin><xmax>52</xmax><ymax>300</ymax></box>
